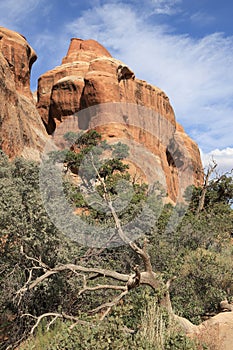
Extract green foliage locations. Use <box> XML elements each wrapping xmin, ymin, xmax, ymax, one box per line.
<box><xmin>147</xmin><ymin>175</ymin><xmax>233</xmax><ymax>323</ymax></box>
<box><xmin>21</xmin><ymin>318</ymin><xmax>140</xmax><ymax>350</ymax></box>
<box><xmin>98</xmin><ymin>158</ymin><xmax>129</xmax><ymax>180</ymax></box>
<box><xmin>49</xmin><ymin>130</ymin><xmax>163</xmax><ymax>237</ymax></box>
<box><xmin>171</xmin><ymin>247</ymin><xmax>233</xmax><ymax>323</ymax></box>
<box><xmin>185</xmin><ymin>173</ymin><xmax>233</xmax><ymax>212</ymax></box>
<box><xmin>165</xmin><ymin>333</ymin><xmax>198</xmax><ymax>350</ymax></box>
<box><xmin>112</xmin><ymin>141</ymin><xmax>129</xmax><ymax>159</ymax></box>
<box><xmin>63</xmin><ymin>130</ymin><xmax>102</xmax><ymax>148</ymax></box>
<box><xmin>0</xmin><ymin>153</ymin><xmax>83</xmax><ymax>348</ymax></box>
<box><xmin>1</xmin><ymin>128</ymin><xmax>233</xmax><ymax>349</ymax></box>
<box><xmin>20</xmin><ymin>296</ymin><xmax>199</xmax><ymax>350</ymax></box>
<box><xmin>207</xmin><ymin>174</ymin><xmax>233</xmax><ymax>206</ymax></box>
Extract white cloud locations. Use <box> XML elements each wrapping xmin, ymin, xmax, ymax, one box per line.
<box><xmin>0</xmin><ymin>1</ymin><xmax>232</xmax><ymax>172</ymax></box>
<box><xmin>201</xmin><ymin>148</ymin><xmax>233</xmax><ymax>174</ymax></box>
<box><xmin>0</xmin><ymin>0</ymin><xmax>44</xmax><ymax>29</ymax></box>
<box><xmin>66</xmin><ymin>2</ymin><xmax>233</xmax><ymax>162</ymax></box>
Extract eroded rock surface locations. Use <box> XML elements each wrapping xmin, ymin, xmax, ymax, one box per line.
<box><xmin>0</xmin><ymin>27</ymin><xmax>47</xmax><ymax>160</ymax></box>
<box><xmin>37</xmin><ymin>37</ymin><xmax>203</xmax><ymax>200</ymax></box>
<box><xmin>0</xmin><ymin>28</ymin><xmax>203</xmax><ymax>200</ymax></box>
<box><xmin>189</xmin><ymin>312</ymin><xmax>233</xmax><ymax>350</ymax></box>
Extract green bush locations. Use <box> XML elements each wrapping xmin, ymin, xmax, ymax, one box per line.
<box><xmin>20</xmin><ymin>301</ymin><xmax>199</xmax><ymax>350</ymax></box>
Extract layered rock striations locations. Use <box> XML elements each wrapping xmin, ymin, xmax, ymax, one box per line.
<box><xmin>0</xmin><ymin>27</ymin><xmax>203</xmax><ymax>200</ymax></box>
<box><xmin>37</xmin><ymin>38</ymin><xmax>176</xmax><ymax>132</ymax></box>
<box><xmin>0</xmin><ymin>27</ymin><xmax>47</xmax><ymax>160</ymax></box>
<box><xmin>37</xmin><ymin>37</ymin><xmax>203</xmax><ymax>201</ymax></box>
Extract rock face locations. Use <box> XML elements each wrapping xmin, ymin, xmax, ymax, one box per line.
<box><xmin>189</xmin><ymin>312</ymin><xmax>233</xmax><ymax>350</ymax></box>
<box><xmin>37</xmin><ymin>37</ymin><xmax>203</xmax><ymax>201</ymax></box>
<box><xmin>0</xmin><ymin>27</ymin><xmax>47</xmax><ymax>160</ymax></box>
<box><xmin>37</xmin><ymin>38</ymin><xmax>176</xmax><ymax>133</ymax></box>
<box><xmin>0</xmin><ymin>27</ymin><xmax>203</xmax><ymax>200</ymax></box>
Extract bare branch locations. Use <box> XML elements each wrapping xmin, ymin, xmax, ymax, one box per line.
<box><xmin>127</xmin><ymin>265</ymin><xmax>141</xmax><ymax>290</ymax></box>
<box><xmin>20</xmin><ymin>245</ymin><xmax>50</xmax><ymax>270</ymax></box>
<box><xmin>90</xmin><ymin>152</ymin><xmax>108</xmax><ymax>199</ymax></box>
<box><xmin>46</xmin><ymin>315</ymin><xmax>59</xmax><ymax>331</ymax></box>
<box><xmin>14</xmin><ymin>265</ymin><xmax>42</xmax><ymax>305</ymax></box>
<box><xmin>88</xmin><ymin>289</ymin><xmax>129</xmax><ymax>317</ymax></box>
<box><xmin>21</xmin><ymin>312</ymin><xmax>91</xmax><ymax>335</ymax></box>
<box><xmin>89</xmin><ymin>152</ymin><xmax>154</xmax><ymax>273</ymax></box>
<box><xmin>79</xmin><ymin>284</ymin><xmax>127</xmax><ymax>296</ymax></box>
<box><xmin>15</xmin><ymin>263</ymin><xmax>130</xmax><ymax>300</ymax></box>
<box><xmin>197</xmin><ymin>160</ymin><xmax>217</xmax><ymax>214</ymax></box>
<box><xmin>22</xmin><ymin>313</ymin><xmax>62</xmax><ymax>335</ymax></box>
<box><xmin>99</xmin><ymin>306</ymin><xmax>112</xmax><ymax>320</ymax></box>
<box><xmin>129</xmin><ymin>239</ymin><xmax>153</xmax><ymax>273</ymax></box>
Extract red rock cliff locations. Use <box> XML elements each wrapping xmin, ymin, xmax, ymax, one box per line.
<box><xmin>0</xmin><ymin>28</ymin><xmax>203</xmax><ymax>200</ymax></box>
<box><xmin>37</xmin><ymin>38</ymin><xmax>203</xmax><ymax>201</ymax></box>
<box><xmin>0</xmin><ymin>27</ymin><xmax>47</xmax><ymax>159</ymax></box>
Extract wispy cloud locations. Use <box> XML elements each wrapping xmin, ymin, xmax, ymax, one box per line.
<box><xmin>83</xmin><ymin>0</ymin><xmax>182</xmax><ymax>16</ymax></box>
<box><xmin>190</xmin><ymin>11</ymin><xmax>215</xmax><ymax>27</ymax></box>
<box><xmin>0</xmin><ymin>0</ymin><xmax>44</xmax><ymax>29</ymax></box>
<box><xmin>66</xmin><ymin>2</ymin><xmax>233</xmax><ymax>159</ymax></box>
<box><xmin>149</xmin><ymin>0</ymin><xmax>182</xmax><ymax>15</ymax></box>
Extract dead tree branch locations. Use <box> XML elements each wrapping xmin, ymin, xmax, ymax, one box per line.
<box><xmin>15</xmin><ymin>263</ymin><xmax>130</xmax><ymax>300</ymax></box>
<box><xmin>90</xmin><ymin>153</ymin><xmax>154</xmax><ymax>273</ymax></box>
<box><xmin>79</xmin><ymin>284</ymin><xmax>127</xmax><ymax>296</ymax></box>
<box><xmin>14</xmin><ymin>153</ymin><xmax>180</xmax><ymax>337</ymax></box>
<box><xmin>197</xmin><ymin>160</ymin><xmax>217</xmax><ymax>214</ymax></box>
<box><xmin>88</xmin><ymin>289</ymin><xmax>129</xmax><ymax>318</ymax></box>
<box><xmin>21</xmin><ymin>312</ymin><xmax>91</xmax><ymax>335</ymax></box>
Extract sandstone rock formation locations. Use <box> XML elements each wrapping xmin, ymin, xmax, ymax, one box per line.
<box><xmin>173</xmin><ymin>300</ymin><xmax>233</xmax><ymax>350</ymax></box>
<box><xmin>37</xmin><ymin>37</ymin><xmax>203</xmax><ymax>201</ymax></box>
<box><xmin>0</xmin><ymin>27</ymin><xmax>47</xmax><ymax>160</ymax></box>
<box><xmin>189</xmin><ymin>312</ymin><xmax>233</xmax><ymax>350</ymax></box>
<box><xmin>0</xmin><ymin>27</ymin><xmax>203</xmax><ymax>200</ymax></box>
<box><xmin>1</xmin><ymin>27</ymin><xmax>233</xmax><ymax>350</ymax></box>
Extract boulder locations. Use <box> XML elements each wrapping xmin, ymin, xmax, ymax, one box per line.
<box><xmin>190</xmin><ymin>312</ymin><xmax>233</xmax><ymax>350</ymax></box>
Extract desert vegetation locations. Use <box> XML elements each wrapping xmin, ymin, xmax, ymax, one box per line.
<box><xmin>0</xmin><ymin>131</ymin><xmax>232</xmax><ymax>349</ymax></box>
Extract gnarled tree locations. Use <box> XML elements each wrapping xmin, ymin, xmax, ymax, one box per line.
<box><xmin>1</xmin><ymin>133</ymin><xmax>233</xmax><ymax>349</ymax></box>
<box><xmin>12</xmin><ymin>132</ymin><xmax>204</xmax><ymax>335</ymax></box>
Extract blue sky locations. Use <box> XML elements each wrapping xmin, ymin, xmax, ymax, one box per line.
<box><xmin>0</xmin><ymin>0</ymin><xmax>232</xmax><ymax>172</ymax></box>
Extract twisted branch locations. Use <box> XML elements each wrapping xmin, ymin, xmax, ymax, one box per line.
<box><xmin>15</xmin><ymin>263</ymin><xmax>130</xmax><ymax>299</ymax></box>
<box><xmin>14</xmin><ymin>155</ymin><xmax>173</xmax><ymax>337</ymax></box>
